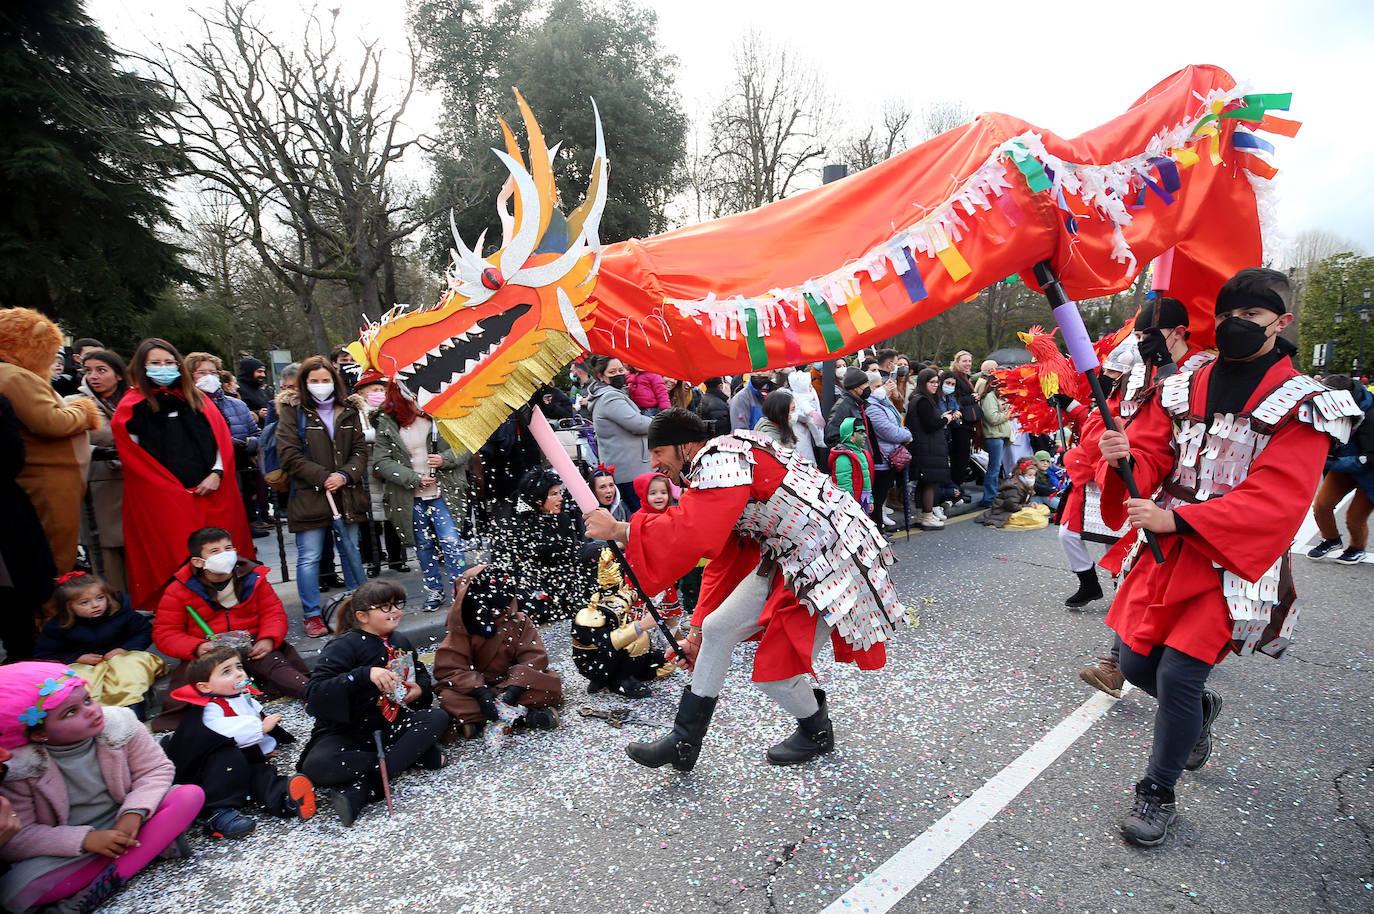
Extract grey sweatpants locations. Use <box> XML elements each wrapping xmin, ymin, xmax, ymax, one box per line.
<box><xmin>688</xmin><ymin>568</ymin><xmax>830</xmax><ymax>719</ymax></box>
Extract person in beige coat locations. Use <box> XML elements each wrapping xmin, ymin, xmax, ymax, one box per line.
<box><xmin>0</xmin><ymin>309</ymin><xmax>102</xmax><ymax>573</ymax></box>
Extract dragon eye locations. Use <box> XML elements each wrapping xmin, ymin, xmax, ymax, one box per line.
<box><xmin>481</xmin><ymin>267</ymin><xmax>505</xmax><ymax>291</ymax></box>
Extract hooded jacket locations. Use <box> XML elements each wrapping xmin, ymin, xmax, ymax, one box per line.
<box><xmin>275</xmin><ymin>388</ymin><xmax>370</xmax><ymax>531</ymax></box>
<box><xmin>829</xmin><ymin>417</ymin><xmax>872</xmax><ymax>499</ymax></box>
<box><xmin>587</xmin><ymin>380</ymin><xmax>652</xmax><ymax>484</ymax></box>
<box><xmin>153</xmin><ymin>559</ymin><xmax>287</xmax><ymax>661</ymax></box>
<box><xmin>0</xmin><ymin>706</ymin><xmax>175</xmax><ymax>861</ymax></box>
<box><xmin>370</xmin><ymin>409</ymin><xmax>470</xmax><ymax>545</ymax></box>
<box><xmin>236</xmin><ymin>358</ymin><xmax>271</xmax><ymax>415</ymax></box>
<box><xmin>0</xmin><ymin>308</ymin><xmax>103</xmax><ymax>571</ymax></box>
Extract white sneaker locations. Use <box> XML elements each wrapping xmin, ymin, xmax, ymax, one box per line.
<box><xmin>932</xmin><ymin>506</ymin><xmax>946</xmax><ymax>520</ymax></box>
<box><xmin>919</xmin><ymin>511</ymin><xmax>944</xmax><ymax>529</ymax></box>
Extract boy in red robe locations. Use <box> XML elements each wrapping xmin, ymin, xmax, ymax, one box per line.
<box><xmin>584</xmin><ymin>409</ymin><xmax>903</xmax><ymax>772</ymax></box>
<box><xmin>1095</xmin><ymin>269</ymin><xmax>1363</xmax><ymax>847</ymax></box>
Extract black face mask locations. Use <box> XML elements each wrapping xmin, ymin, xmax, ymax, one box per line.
<box><xmin>1135</xmin><ymin>328</ymin><xmax>1173</xmax><ymax>366</ymax></box>
<box><xmin>608</xmin><ymin>375</ymin><xmax>628</xmax><ymax>390</ymax></box>
<box><xmin>1215</xmin><ymin>316</ymin><xmax>1274</xmax><ymax>361</ymax></box>
<box><xmin>860</xmin><ymin>388</ymin><xmax>872</xmax><ymax>400</ymax></box>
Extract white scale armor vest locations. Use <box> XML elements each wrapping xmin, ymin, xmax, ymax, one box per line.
<box><xmin>1119</xmin><ymin>370</ymin><xmax>1362</xmax><ymax>656</ymax></box>
<box><xmin>685</xmin><ymin>431</ymin><xmax>905</xmax><ymax>651</ymax></box>
<box><xmin>1119</xmin><ymin>349</ymin><xmax>1216</xmax><ymax>418</ymax></box>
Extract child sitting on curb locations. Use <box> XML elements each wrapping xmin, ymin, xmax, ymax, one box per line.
<box><xmin>164</xmin><ymin>646</ymin><xmax>316</xmax><ymax>840</ymax></box>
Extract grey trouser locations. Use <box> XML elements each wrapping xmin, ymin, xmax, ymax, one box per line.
<box><xmin>688</xmin><ymin>568</ymin><xmax>830</xmax><ymax>719</ymax></box>
<box><xmin>1059</xmin><ymin>523</ymin><xmax>1095</xmax><ymax>573</ymax></box>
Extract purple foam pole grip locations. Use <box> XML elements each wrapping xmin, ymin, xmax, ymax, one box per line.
<box><xmin>1053</xmin><ymin>301</ymin><xmax>1100</xmax><ymax>372</ymax></box>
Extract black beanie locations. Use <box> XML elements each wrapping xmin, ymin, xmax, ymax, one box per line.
<box><xmin>1133</xmin><ymin>297</ymin><xmax>1190</xmax><ymax>332</ymax></box>
<box><xmin>647</xmin><ymin>407</ymin><xmax>711</xmax><ymax>448</ymax></box>
<box><xmin>842</xmin><ymin>367</ymin><xmax>869</xmax><ymax>390</ymax></box>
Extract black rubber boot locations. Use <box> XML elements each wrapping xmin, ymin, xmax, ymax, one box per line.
<box><xmin>626</xmin><ymin>690</ymin><xmax>717</xmax><ymax>772</ymax></box>
<box><xmin>766</xmin><ymin>689</ymin><xmax>835</xmax><ymax>766</ymax></box>
<box><xmin>1064</xmin><ymin>568</ymin><xmax>1104</xmax><ymax>609</ymax></box>
<box><xmin>325</xmin><ymin>772</ymin><xmax>381</xmax><ymax>828</ymax></box>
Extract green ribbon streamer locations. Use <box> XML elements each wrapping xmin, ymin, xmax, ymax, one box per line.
<box><xmin>1195</xmin><ymin>91</ymin><xmax>1292</xmax><ymax>132</ymax></box>
<box><xmin>1004</xmin><ymin>143</ymin><xmax>1051</xmax><ymax>192</ymax></box>
<box><xmin>744</xmin><ymin>308</ymin><xmax>769</xmax><ymax>370</ymax></box>
<box><xmin>803</xmin><ymin>293</ymin><xmax>845</xmax><ymax>353</ymax></box>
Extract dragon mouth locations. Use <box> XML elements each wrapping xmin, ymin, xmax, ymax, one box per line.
<box><xmin>394</xmin><ymin>303</ymin><xmax>532</xmax><ymax>409</ymax></box>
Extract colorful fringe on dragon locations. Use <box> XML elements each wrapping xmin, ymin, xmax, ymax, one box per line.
<box><xmin>348</xmin><ymin>65</ymin><xmax>1298</xmax><ymax>451</ymax></box>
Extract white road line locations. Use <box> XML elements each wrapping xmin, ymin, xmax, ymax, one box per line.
<box><xmin>818</xmin><ymin>684</ymin><xmax>1134</xmax><ymax>914</ymax></box>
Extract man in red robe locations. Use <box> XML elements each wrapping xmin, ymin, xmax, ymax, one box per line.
<box><xmin>584</xmin><ymin>408</ymin><xmax>902</xmax><ymax>772</ymax></box>
<box><xmin>1094</xmin><ymin>269</ymin><xmax>1363</xmax><ymax>847</ymax></box>
<box><xmin>1067</xmin><ymin>298</ymin><xmax>1216</xmax><ymax>693</ymax></box>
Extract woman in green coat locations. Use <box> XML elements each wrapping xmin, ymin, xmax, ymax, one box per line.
<box><xmin>371</xmin><ymin>385</ymin><xmax>470</xmax><ymax>611</ymax></box>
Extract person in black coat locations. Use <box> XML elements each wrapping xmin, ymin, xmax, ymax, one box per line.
<box><xmin>697</xmin><ymin>378</ymin><xmax>731</xmax><ymax>436</ymax></box>
<box><xmin>533</xmin><ymin>384</ymin><xmax>576</xmax><ymax>420</ymax></box>
<box><xmin>0</xmin><ymin>393</ymin><xmax>56</xmax><ymax>660</ymax></box>
<box><xmin>491</xmin><ymin>469</ymin><xmax>594</xmax><ymax>622</ymax></box>
<box><xmin>905</xmin><ymin>368</ymin><xmax>954</xmax><ymax>529</ymax></box>
<box><xmin>33</xmin><ymin>589</ymin><xmax>153</xmax><ymax>664</ymax></box>
<box><xmin>297</xmin><ymin>581</ymin><xmax>448</xmax><ymax>827</ymax></box>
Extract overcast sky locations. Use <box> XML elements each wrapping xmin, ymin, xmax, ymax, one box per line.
<box><xmin>91</xmin><ymin>0</ymin><xmax>1374</xmax><ymax>257</ymax></box>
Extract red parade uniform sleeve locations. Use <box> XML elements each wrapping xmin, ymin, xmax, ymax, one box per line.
<box><xmin>626</xmin><ymin>484</ymin><xmax>751</xmax><ymax>596</ymax></box>
<box><xmin>1094</xmin><ymin>396</ymin><xmax>1175</xmax><ymax>530</ymax></box>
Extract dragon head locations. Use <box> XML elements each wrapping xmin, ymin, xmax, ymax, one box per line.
<box><xmin>354</xmin><ymin>91</ymin><xmax>607</xmax><ymax>451</ymax></box>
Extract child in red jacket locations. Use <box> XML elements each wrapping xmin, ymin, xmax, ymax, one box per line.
<box><xmin>151</xmin><ymin>527</ymin><xmax>309</xmax><ymax>732</ymax></box>
<box><xmin>631</xmin><ymin>472</ymin><xmax>684</xmax><ymax>630</ymax></box>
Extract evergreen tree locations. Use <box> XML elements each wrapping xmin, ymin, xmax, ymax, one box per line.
<box><xmin>0</xmin><ymin>0</ymin><xmax>195</xmax><ymax>350</ymax></box>
<box><xmin>413</xmin><ymin>0</ymin><xmax>686</xmax><ymax>262</ymax></box>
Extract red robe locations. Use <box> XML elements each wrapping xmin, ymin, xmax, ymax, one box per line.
<box><xmin>627</xmin><ymin>448</ymin><xmax>884</xmax><ymax>682</ymax></box>
<box><xmin>112</xmin><ymin>391</ymin><xmax>255</xmax><ymax>609</ymax></box>
<box><xmin>1097</xmin><ymin>358</ymin><xmax>1327</xmax><ymax>664</ymax></box>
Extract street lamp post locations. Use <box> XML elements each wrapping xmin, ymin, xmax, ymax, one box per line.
<box><xmin>1341</xmin><ymin>287</ymin><xmax>1373</xmax><ymax>378</ymax></box>
<box><xmin>1359</xmin><ymin>288</ymin><xmax>1372</xmax><ymax>380</ymax></box>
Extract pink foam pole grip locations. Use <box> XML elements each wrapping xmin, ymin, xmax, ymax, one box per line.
<box><xmin>527</xmin><ymin>405</ymin><xmax>598</xmax><ymax>512</ymax></box>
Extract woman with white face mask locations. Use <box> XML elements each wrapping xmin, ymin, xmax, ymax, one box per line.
<box><xmin>112</xmin><ymin>338</ymin><xmax>256</xmax><ymax>610</ymax></box>
<box><xmin>275</xmin><ymin>356</ymin><xmax>370</xmax><ymax>638</ymax></box>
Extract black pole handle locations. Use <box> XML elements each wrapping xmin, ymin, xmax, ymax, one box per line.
<box><xmin>1032</xmin><ymin>261</ymin><xmax>1166</xmax><ymax>564</ymax></box>
<box><xmin>604</xmin><ymin>540</ymin><xmax>687</xmax><ymax>658</ymax></box>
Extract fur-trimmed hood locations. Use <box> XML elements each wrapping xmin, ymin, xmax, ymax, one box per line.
<box><xmin>3</xmin><ymin>706</ymin><xmax>142</xmax><ymax>781</ymax></box>
<box><xmin>276</xmin><ymin>387</ymin><xmax>367</xmax><ymax>414</ymax></box>
<box><xmin>0</xmin><ymin>307</ymin><xmax>63</xmax><ymax>378</ymax></box>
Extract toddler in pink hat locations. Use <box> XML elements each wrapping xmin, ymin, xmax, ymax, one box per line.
<box><xmin>0</xmin><ymin>662</ymin><xmax>203</xmax><ymax>912</ymax></box>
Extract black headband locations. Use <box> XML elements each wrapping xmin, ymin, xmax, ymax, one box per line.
<box><xmin>1215</xmin><ymin>287</ymin><xmax>1286</xmax><ymax>316</ymax></box>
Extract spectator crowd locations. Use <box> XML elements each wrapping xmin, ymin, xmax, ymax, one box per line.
<box><xmin>0</xmin><ymin>302</ymin><xmax>1368</xmax><ymax>910</ymax></box>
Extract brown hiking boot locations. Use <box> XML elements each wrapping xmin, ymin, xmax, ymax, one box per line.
<box><xmin>1079</xmin><ymin>656</ymin><xmax>1124</xmax><ymax>698</ymax></box>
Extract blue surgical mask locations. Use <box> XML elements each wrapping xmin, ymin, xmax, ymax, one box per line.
<box><xmin>146</xmin><ymin>366</ymin><xmax>180</xmax><ymax>387</ymax></box>
<box><xmin>941</xmin><ymin>382</ymin><xmax>955</xmax><ymax>395</ymax></box>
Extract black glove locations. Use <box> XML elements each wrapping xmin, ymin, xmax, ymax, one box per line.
<box><xmin>501</xmin><ymin>685</ymin><xmax>528</xmax><ymax>706</ymax></box>
<box><xmin>1049</xmin><ymin>393</ymin><xmax>1076</xmax><ymax>410</ymax></box>
<box><xmin>1135</xmin><ymin>328</ymin><xmax>1173</xmax><ymax>367</ymax></box>
<box><xmin>90</xmin><ymin>446</ymin><xmax>119</xmax><ymax>462</ymax></box>
<box><xmin>470</xmin><ymin>686</ymin><xmax>499</xmax><ymax>722</ymax></box>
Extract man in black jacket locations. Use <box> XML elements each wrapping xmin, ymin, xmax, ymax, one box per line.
<box><xmin>698</xmin><ymin>377</ymin><xmax>731</xmax><ymax>436</ymax></box>
<box><xmin>824</xmin><ymin>368</ymin><xmax>875</xmax><ymax>454</ymax></box>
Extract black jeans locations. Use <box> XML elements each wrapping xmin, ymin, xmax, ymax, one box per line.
<box><xmin>1115</xmin><ymin>637</ymin><xmax>1214</xmax><ymax>791</ymax></box>
<box><xmin>948</xmin><ymin>426</ymin><xmax>975</xmax><ymax>486</ymax></box>
<box><xmin>870</xmin><ymin>467</ymin><xmax>895</xmax><ymax>525</ymax></box>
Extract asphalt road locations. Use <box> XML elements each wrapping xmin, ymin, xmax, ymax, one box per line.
<box><xmin>106</xmin><ymin>512</ymin><xmax>1374</xmax><ymax>914</ymax></box>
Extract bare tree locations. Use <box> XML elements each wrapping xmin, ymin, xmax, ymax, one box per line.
<box><xmin>1283</xmin><ymin>228</ymin><xmax>1363</xmax><ymax>271</ymax></box>
<box><xmin>838</xmin><ymin>99</ymin><xmax>911</xmax><ymax>173</ymax></box>
<box><xmin>917</xmin><ymin>100</ymin><xmax>975</xmax><ymax>142</ymax></box>
<box><xmin>153</xmin><ymin>0</ymin><xmax>434</xmax><ymax>352</ymax></box>
<box><xmin>706</xmin><ymin>32</ymin><xmax>833</xmax><ymax>214</ymax></box>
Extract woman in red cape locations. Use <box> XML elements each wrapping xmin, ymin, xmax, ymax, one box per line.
<box><xmin>112</xmin><ymin>341</ymin><xmax>254</xmax><ymax>609</ymax></box>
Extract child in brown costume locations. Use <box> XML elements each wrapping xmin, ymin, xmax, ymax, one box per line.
<box><xmin>433</xmin><ymin>566</ymin><xmax>562</xmax><ymax>739</ymax></box>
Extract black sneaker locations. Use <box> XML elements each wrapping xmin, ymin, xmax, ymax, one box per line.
<box><xmin>203</xmin><ymin>807</ymin><xmax>256</xmax><ymax>839</ymax></box>
<box><xmin>1184</xmin><ymin>689</ymin><xmax>1223</xmax><ymax>771</ymax></box>
<box><xmin>1335</xmin><ymin>547</ymin><xmax>1367</xmax><ymax>565</ymax></box>
<box><xmin>1121</xmin><ymin>779</ymin><xmax>1177</xmax><ymax>847</ymax></box>
<box><xmin>1306</xmin><ymin>537</ymin><xmax>1343</xmax><ymax>560</ymax></box>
